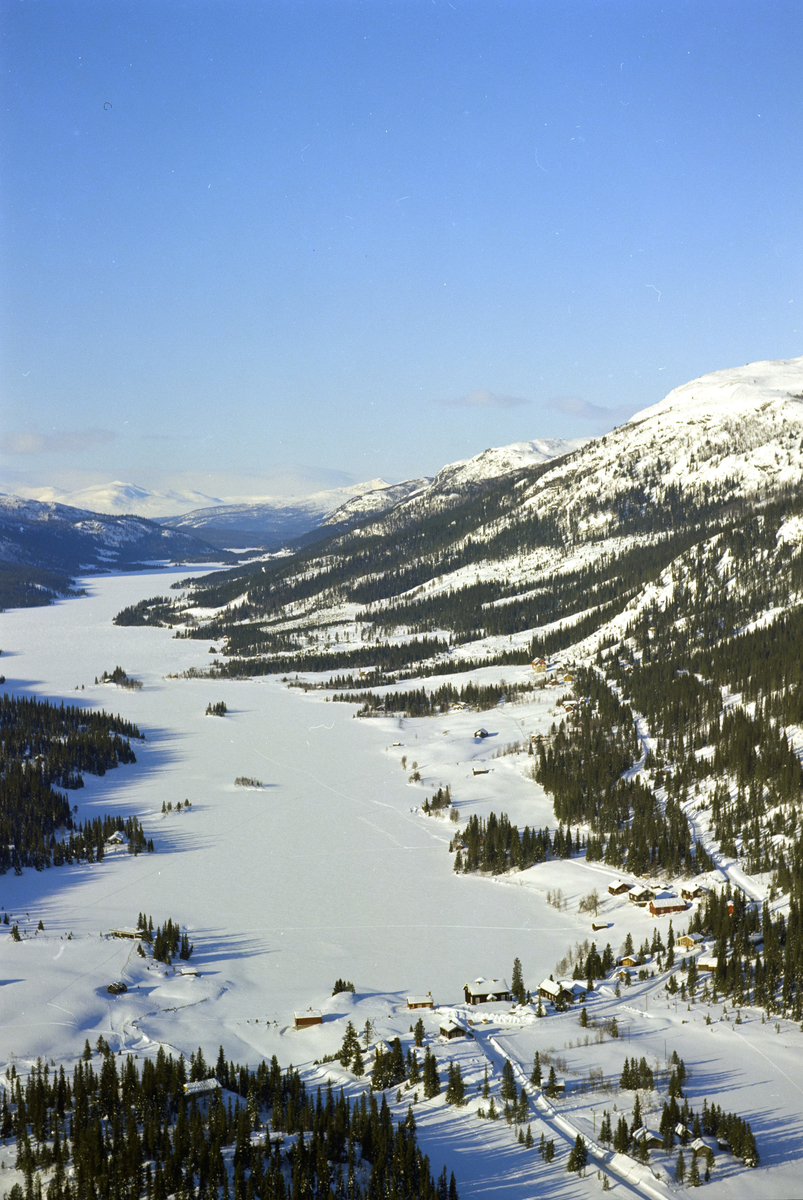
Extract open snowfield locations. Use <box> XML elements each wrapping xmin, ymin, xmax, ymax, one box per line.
<box><xmin>1</xmin><ymin>569</ymin><xmax>802</xmax><ymax>1198</ymax></box>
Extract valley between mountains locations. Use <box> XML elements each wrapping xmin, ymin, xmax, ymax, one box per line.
<box><xmin>2</xmin><ymin>356</ymin><xmax>803</xmax><ymax>1199</ymax></box>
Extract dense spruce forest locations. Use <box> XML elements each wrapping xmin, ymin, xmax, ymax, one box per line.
<box><xmin>0</xmin><ymin>565</ymin><xmax>84</xmax><ymax>613</ymax></box>
<box><xmin>1</xmin><ymin>1046</ymin><xmax>458</xmax><ymax>1200</ymax></box>
<box><xmin>0</xmin><ymin>694</ymin><xmax>151</xmax><ymax>872</ymax></box>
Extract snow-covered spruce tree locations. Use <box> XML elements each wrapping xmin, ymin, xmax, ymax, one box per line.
<box><xmin>566</xmin><ymin>1134</ymin><xmax>587</xmax><ymax>1174</ymax></box>
<box><xmin>500</xmin><ymin>1058</ymin><xmax>517</xmax><ymax>1101</ymax></box>
<box><xmin>530</xmin><ymin>1051</ymin><xmax>542</xmax><ymax>1086</ymax></box>
<box><xmin>511</xmin><ymin>957</ymin><xmax>526</xmax><ymax>1005</ymax></box>
<box><xmin>445</xmin><ymin>1063</ymin><xmax>466</xmax><ymax>1107</ymax></box>
<box><xmin>423</xmin><ymin>1047</ymin><xmax>441</xmax><ymax>1099</ymax></box>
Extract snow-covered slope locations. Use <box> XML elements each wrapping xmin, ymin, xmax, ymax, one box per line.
<box><xmin>322</xmin><ymin>439</ymin><xmax>589</xmax><ymax>537</ymax></box>
<box><xmin>516</xmin><ymin>356</ymin><xmax>803</xmax><ymax>539</ymax></box>
<box><xmin>321</xmin><ymin>478</ymin><xmax>432</xmax><ymax>527</ymax></box>
<box><xmin>428</xmin><ymin>438</ymin><xmax>589</xmax><ymax>494</ymax></box>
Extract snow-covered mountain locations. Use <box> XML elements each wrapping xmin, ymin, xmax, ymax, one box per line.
<box><xmin>157</xmin><ymin>478</ymin><xmax>403</xmax><ymax>547</ymax></box>
<box><xmin>321</xmin><ymin>478</ymin><xmax>432</xmax><ymax>529</ymax></box>
<box><xmin>321</xmin><ymin>439</ymin><xmax>589</xmax><ymax>533</ymax></box>
<box><xmin>427</xmin><ymin>437</ymin><xmax>590</xmax><ymax>494</ymax></box>
<box><xmin>159</xmin><ymin>443</ymin><xmax>587</xmax><ymax>548</ymax></box>
<box><xmin>512</xmin><ymin>356</ymin><xmax>803</xmax><ymax>541</ymax></box>
<box><xmin>140</xmin><ymin>354</ymin><xmax>803</xmax><ymax>659</ymax></box>
<box><xmin>0</xmin><ymin>493</ymin><xmax>223</xmax><ymax>577</ymax></box>
<box><xmin>12</xmin><ymin>481</ymin><xmax>226</xmax><ymax>519</ymax></box>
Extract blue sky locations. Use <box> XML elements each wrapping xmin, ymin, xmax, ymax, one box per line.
<box><xmin>1</xmin><ymin>0</ymin><xmax>801</xmax><ymax>500</ymax></box>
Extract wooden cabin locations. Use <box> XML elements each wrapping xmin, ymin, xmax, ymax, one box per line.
<box><xmin>649</xmin><ymin>896</ymin><xmax>687</xmax><ymax>917</ymax></box>
<box><xmin>463</xmin><ymin>977</ymin><xmax>511</xmax><ymax>1004</ymax></box>
<box><xmin>608</xmin><ymin>880</ymin><xmax>633</xmax><ymax>895</ymax></box>
<box><xmin>294</xmin><ymin>1009</ymin><xmax>323</xmax><ymax>1029</ymax></box>
<box><xmin>632</xmin><ymin>1126</ymin><xmax>663</xmax><ymax>1150</ymax></box>
<box><xmin>537</xmin><ymin>978</ymin><xmax>574</xmax><ymax>1005</ymax></box>
<box><xmin>440</xmin><ymin>1020</ymin><xmax>467</xmax><ymax>1040</ymax></box>
<box><xmin>406</xmin><ymin>993</ymin><xmax>434</xmax><ymax>1010</ymax></box>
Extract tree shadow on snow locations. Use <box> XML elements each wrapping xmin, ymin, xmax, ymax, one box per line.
<box><xmin>733</xmin><ymin>1105</ymin><xmax>803</xmax><ymax>1169</ymax></box>
<box><xmin>415</xmin><ymin>1112</ymin><xmax>577</xmax><ymax>1199</ymax></box>
<box><xmin>187</xmin><ymin>928</ymin><xmax>273</xmax><ymax>964</ymax></box>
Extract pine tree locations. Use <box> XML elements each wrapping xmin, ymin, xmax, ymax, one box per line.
<box><xmin>423</xmin><ymin>1048</ymin><xmax>441</xmax><ymax>1099</ymax></box>
<box><xmin>530</xmin><ymin>1051</ymin><xmax>542</xmax><ymax>1086</ymax></box>
<box><xmin>500</xmin><ymin>1059</ymin><xmax>517</xmax><ymax>1101</ymax></box>
<box><xmin>688</xmin><ymin>1153</ymin><xmax>701</xmax><ymax>1186</ymax></box>
<box><xmin>676</xmin><ymin>1149</ymin><xmax>685</xmax><ymax>1183</ymax></box>
<box><xmin>631</xmin><ymin>1093</ymin><xmax>642</xmax><ymax>1131</ymax></box>
<box><xmin>511</xmin><ymin>956</ymin><xmax>526</xmax><ymax>1005</ymax></box>
<box><xmin>445</xmin><ymin>1063</ymin><xmax>465</xmax><ymax>1107</ymax></box>
<box><xmin>566</xmin><ymin>1134</ymin><xmax>587</xmax><ymax>1174</ymax></box>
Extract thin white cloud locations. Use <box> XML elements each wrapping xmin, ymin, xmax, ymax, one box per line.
<box><xmin>440</xmin><ymin>388</ymin><xmax>531</xmax><ymax>409</ymax></box>
<box><xmin>1</xmin><ymin>428</ymin><xmax>118</xmax><ymax>455</ymax></box>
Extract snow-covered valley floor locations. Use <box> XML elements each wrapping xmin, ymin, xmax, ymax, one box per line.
<box><xmin>1</xmin><ymin>570</ymin><xmax>802</xmax><ymax>1199</ymax></box>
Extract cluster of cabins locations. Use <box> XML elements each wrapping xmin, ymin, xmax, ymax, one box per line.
<box><xmin>531</xmin><ymin>658</ymin><xmax>574</xmax><ymax>685</ymax></box>
<box><xmin>608</xmin><ymin>878</ymin><xmax>711</xmax><ymax>917</ymax></box>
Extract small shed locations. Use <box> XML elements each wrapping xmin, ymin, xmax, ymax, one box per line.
<box><xmin>440</xmin><ymin>1020</ymin><xmax>467</xmax><ymax>1040</ymax></box>
<box><xmin>697</xmin><ymin>951</ymin><xmax>721</xmax><ymax>972</ymax></box>
<box><xmin>473</xmin><ymin>728</ymin><xmax>489</xmax><ymax>739</ymax></box>
<box><xmin>109</xmin><ymin>927</ymin><xmax>143</xmax><ymax>940</ymax></box>
<box><xmin>180</xmin><ymin>966</ymin><xmax>198</xmax><ymax>977</ymax></box>
<box><xmin>608</xmin><ymin>880</ymin><xmax>633</xmax><ymax>896</ymax></box>
<box><xmin>463</xmin><ymin>977</ymin><xmax>512</xmax><ymax>1004</ymax></box>
<box><xmin>406</xmin><ymin>993</ymin><xmax>434</xmax><ymax>1010</ymax></box>
<box><xmin>472</xmin><ymin>767</ymin><xmax>490</xmax><ymax>776</ymax></box>
<box><xmin>677</xmin><ymin>933</ymin><xmax>704</xmax><ymax>950</ymax></box>
<box><xmin>107</xmin><ymin>981</ymin><xmax>127</xmax><ymax>995</ymax></box>
<box><xmin>617</xmin><ymin>955</ymin><xmax>640</xmax><ymax>968</ymax></box>
<box><xmin>294</xmin><ymin>1009</ymin><xmax>323</xmax><ymax>1029</ymax></box>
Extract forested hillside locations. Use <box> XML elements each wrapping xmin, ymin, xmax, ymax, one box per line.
<box><xmin>116</xmin><ymin>357</ymin><xmax>803</xmax><ymax>1020</ymax></box>
<box><xmin>0</xmin><ymin>694</ymin><xmax>151</xmax><ymax>871</ymax></box>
